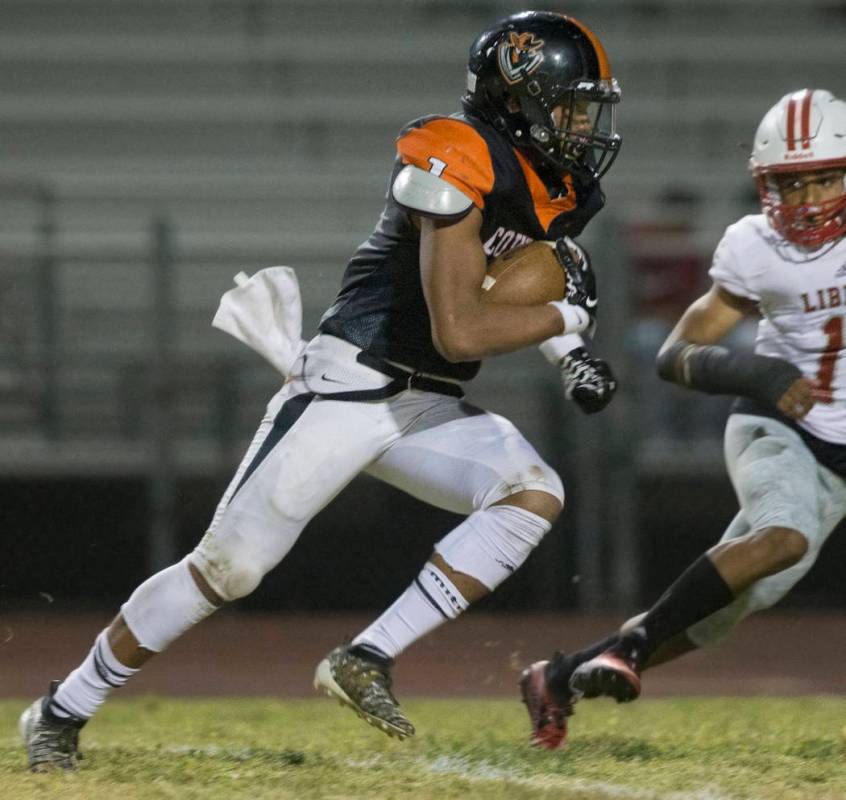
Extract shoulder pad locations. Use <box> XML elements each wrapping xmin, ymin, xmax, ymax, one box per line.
<box><xmin>392</xmin><ymin>165</ymin><xmax>474</xmax><ymax>218</ymax></box>
<box><xmin>396</xmin><ymin>117</ymin><xmax>494</xmax><ymax>208</ymax></box>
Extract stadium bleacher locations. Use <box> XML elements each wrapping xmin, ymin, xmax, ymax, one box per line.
<box><xmin>1</xmin><ymin>0</ymin><xmax>843</xmax><ymax>467</ymax></box>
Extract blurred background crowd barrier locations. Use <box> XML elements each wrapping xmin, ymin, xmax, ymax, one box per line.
<box><xmin>2</xmin><ymin>0</ymin><xmax>845</xmax><ymax>615</ymax></box>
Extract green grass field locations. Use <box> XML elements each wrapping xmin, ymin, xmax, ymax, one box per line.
<box><xmin>2</xmin><ymin>696</ymin><xmax>846</xmax><ymax>799</ymax></box>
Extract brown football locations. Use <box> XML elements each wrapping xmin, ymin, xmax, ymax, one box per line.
<box><xmin>481</xmin><ymin>240</ymin><xmax>566</xmax><ymax>305</ymax></box>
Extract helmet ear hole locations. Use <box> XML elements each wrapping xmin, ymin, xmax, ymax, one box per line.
<box><xmin>486</xmin><ymin>74</ymin><xmax>505</xmax><ymax>98</ymax></box>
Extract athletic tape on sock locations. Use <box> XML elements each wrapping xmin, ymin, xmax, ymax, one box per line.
<box><xmin>415</xmin><ymin>562</ymin><xmax>468</xmax><ymax>620</ymax></box>
<box><xmin>352</xmin><ymin>564</ymin><xmax>470</xmax><ymax>659</ymax></box>
<box><xmin>50</xmin><ymin>630</ymin><xmax>139</xmax><ymax>720</ymax></box>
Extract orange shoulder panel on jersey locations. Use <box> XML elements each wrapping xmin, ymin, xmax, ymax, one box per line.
<box><xmin>514</xmin><ymin>150</ymin><xmax>577</xmax><ymax>232</ymax></box>
<box><xmin>397</xmin><ymin>118</ymin><xmax>495</xmax><ymax>209</ymax></box>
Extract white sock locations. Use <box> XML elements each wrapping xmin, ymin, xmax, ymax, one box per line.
<box><xmin>49</xmin><ymin>630</ymin><xmax>139</xmax><ymax>720</ymax></box>
<box><xmin>352</xmin><ymin>562</ymin><xmax>468</xmax><ymax>660</ymax></box>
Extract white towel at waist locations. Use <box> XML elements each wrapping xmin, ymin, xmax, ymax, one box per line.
<box><xmin>211</xmin><ymin>266</ymin><xmax>307</xmax><ymax>377</ymax></box>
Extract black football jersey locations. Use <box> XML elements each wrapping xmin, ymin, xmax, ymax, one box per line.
<box><xmin>318</xmin><ymin>112</ymin><xmax>605</xmax><ymax>381</ymax></box>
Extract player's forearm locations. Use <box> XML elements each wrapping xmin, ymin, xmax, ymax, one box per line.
<box><xmin>656</xmin><ymin>339</ymin><xmax>802</xmax><ymax>407</ymax></box>
<box><xmin>432</xmin><ymin>301</ymin><xmax>566</xmax><ymax>362</ymax></box>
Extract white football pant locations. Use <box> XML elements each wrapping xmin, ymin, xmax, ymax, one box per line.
<box><xmin>190</xmin><ymin>335</ymin><xmax>563</xmax><ymax>602</ymax></box>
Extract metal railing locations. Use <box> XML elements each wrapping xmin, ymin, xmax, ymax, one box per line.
<box><xmin>1</xmin><ymin>180</ymin><xmax>734</xmax><ymax>608</ymax></box>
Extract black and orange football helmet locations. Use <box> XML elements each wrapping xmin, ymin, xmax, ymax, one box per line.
<box><xmin>463</xmin><ymin>10</ymin><xmax>621</xmax><ymax>182</ymax></box>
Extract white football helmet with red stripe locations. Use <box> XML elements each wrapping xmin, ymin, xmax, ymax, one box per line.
<box><xmin>750</xmin><ymin>88</ymin><xmax>846</xmax><ymax>249</ymax></box>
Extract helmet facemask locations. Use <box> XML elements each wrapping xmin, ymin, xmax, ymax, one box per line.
<box><xmin>756</xmin><ymin>169</ymin><xmax>846</xmax><ymax>249</ymax></box>
<box><xmin>515</xmin><ymin>80</ymin><xmax>621</xmax><ymax>181</ymax></box>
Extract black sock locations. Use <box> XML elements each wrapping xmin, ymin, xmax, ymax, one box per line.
<box><xmin>621</xmin><ymin>554</ymin><xmax>734</xmax><ymax>667</ymax></box>
<box><xmin>546</xmin><ymin>632</ymin><xmax>621</xmax><ymax>694</ymax></box>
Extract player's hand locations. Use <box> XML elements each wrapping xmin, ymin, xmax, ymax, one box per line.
<box><xmin>777</xmin><ymin>376</ymin><xmax>818</xmax><ymax>419</ymax></box>
<box><xmin>561</xmin><ymin>348</ymin><xmax>617</xmax><ymax>414</ymax></box>
<box><xmin>555</xmin><ymin>236</ymin><xmax>598</xmax><ymax>331</ymax></box>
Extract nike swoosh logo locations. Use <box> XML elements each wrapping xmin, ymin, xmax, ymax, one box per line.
<box><xmin>321</xmin><ymin>373</ymin><xmax>346</xmax><ymax>384</ymax></box>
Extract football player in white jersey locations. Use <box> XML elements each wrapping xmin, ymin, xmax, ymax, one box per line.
<box><xmin>521</xmin><ymin>88</ymin><xmax>846</xmax><ymax>750</ymax></box>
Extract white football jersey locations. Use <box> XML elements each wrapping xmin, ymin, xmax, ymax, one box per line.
<box><xmin>709</xmin><ymin>214</ymin><xmax>846</xmax><ymax>443</ymax></box>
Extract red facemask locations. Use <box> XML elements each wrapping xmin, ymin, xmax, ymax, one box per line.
<box><xmin>757</xmin><ymin>173</ymin><xmax>846</xmax><ymax>249</ymax></box>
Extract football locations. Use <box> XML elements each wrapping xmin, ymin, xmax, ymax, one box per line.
<box><xmin>481</xmin><ymin>240</ymin><xmax>566</xmax><ymax>305</ymax></box>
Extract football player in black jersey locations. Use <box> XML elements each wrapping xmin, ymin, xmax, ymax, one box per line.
<box><xmin>20</xmin><ymin>11</ymin><xmax>621</xmax><ymax>770</ymax></box>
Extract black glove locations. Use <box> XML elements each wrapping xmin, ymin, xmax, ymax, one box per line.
<box><xmin>555</xmin><ymin>236</ymin><xmax>598</xmax><ymax>333</ymax></box>
<box><xmin>561</xmin><ymin>347</ymin><xmax>617</xmax><ymax>414</ymax></box>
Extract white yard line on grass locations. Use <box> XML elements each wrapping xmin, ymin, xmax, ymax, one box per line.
<box><xmin>159</xmin><ymin>746</ymin><xmax>732</xmax><ymax>800</ymax></box>
<box><xmin>349</xmin><ymin>754</ymin><xmax>734</xmax><ymax>800</ymax></box>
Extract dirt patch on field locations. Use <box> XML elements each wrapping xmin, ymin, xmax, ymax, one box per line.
<box><xmin>2</xmin><ymin>611</ymin><xmax>844</xmax><ymax>699</ymax></box>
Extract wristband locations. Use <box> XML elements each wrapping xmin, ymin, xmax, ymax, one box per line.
<box><xmin>549</xmin><ymin>300</ymin><xmax>590</xmax><ymax>334</ymax></box>
<box><xmin>539</xmin><ymin>333</ymin><xmax>585</xmax><ymax>365</ymax></box>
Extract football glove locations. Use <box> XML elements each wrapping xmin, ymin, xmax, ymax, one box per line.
<box><xmin>555</xmin><ymin>236</ymin><xmax>597</xmax><ymax>332</ymax></box>
<box><xmin>560</xmin><ymin>347</ymin><xmax>617</xmax><ymax>414</ymax></box>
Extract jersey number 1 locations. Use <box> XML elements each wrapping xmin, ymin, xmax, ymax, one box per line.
<box><xmin>428</xmin><ymin>157</ymin><xmax>447</xmax><ymax>177</ymax></box>
<box><xmin>816</xmin><ymin>316</ymin><xmax>843</xmax><ymax>403</ymax></box>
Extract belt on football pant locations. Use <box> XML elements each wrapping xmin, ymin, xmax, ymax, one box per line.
<box><xmin>315</xmin><ymin>351</ymin><xmax>465</xmax><ymax>401</ymax></box>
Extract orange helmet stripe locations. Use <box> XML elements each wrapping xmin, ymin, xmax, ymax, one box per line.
<box><xmin>548</xmin><ymin>13</ymin><xmax>613</xmax><ymax>79</ymax></box>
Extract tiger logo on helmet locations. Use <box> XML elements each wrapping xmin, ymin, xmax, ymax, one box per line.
<box><xmin>497</xmin><ymin>31</ymin><xmax>545</xmax><ymax>85</ymax></box>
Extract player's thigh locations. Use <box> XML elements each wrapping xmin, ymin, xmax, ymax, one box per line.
<box><xmin>711</xmin><ymin>415</ymin><xmax>846</xmax><ymax>619</ymax></box>
<box><xmin>365</xmin><ymin>396</ymin><xmax>563</xmax><ymax>514</ymax></box>
<box><xmin>724</xmin><ymin>414</ymin><xmax>822</xmax><ymax>540</ymax></box>
<box><xmin>194</xmin><ymin>388</ymin><xmax>397</xmax><ymax>594</ymax></box>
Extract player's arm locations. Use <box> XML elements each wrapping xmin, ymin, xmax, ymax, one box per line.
<box><xmin>397</xmin><ymin>118</ymin><xmax>590</xmax><ymax>361</ymax></box>
<box><xmin>419</xmin><ymin>209</ymin><xmax>575</xmax><ymax>361</ymax></box>
<box><xmin>656</xmin><ymin>284</ymin><xmax>816</xmax><ymax>420</ymax></box>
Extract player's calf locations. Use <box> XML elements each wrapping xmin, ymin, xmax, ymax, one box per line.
<box><xmin>735</xmin><ymin>526</ymin><xmax>808</xmax><ymax>578</ymax></box>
